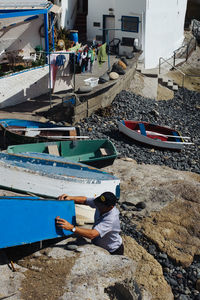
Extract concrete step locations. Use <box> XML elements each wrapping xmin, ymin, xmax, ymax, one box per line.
<box><xmin>158</xmin><ymin>75</ymin><xmax>179</xmax><ymax>92</ymax></box>
<box><xmin>167</xmin><ymin>81</ymin><xmax>174</xmax><ymax>87</ymax></box>
<box><xmin>141</xmin><ymin>68</ymin><xmax>159</xmax><ymax>77</ymax></box>
<box><xmin>172</xmin><ymin>84</ymin><xmax>179</xmax><ymax>91</ymax></box>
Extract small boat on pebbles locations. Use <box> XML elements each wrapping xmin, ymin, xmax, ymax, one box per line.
<box><xmin>0</xmin><ymin>118</ymin><xmax>81</xmax><ymax>145</ymax></box>
<box><xmin>6</xmin><ymin>139</ymin><xmax>118</xmax><ymax>168</ymax></box>
<box><xmin>118</xmin><ymin>120</ymin><xmax>193</xmax><ymax>150</ymax></box>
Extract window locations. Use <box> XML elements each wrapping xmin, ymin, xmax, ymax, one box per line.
<box><xmin>121</xmin><ymin>37</ymin><xmax>135</xmax><ymax>47</ymax></box>
<box><xmin>93</xmin><ymin>22</ymin><xmax>100</xmax><ymax>27</ymax></box>
<box><xmin>121</xmin><ymin>16</ymin><xmax>139</xmax><ymax>33</ymax></box>
<box><xmin>96</xmin><ymin>35</ymin><xmax>103</xmax><ymax>41</ymax></box>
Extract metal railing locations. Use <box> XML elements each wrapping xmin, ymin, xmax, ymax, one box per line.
<box><xmin>159</xmin><ymin>56</ymin><xmax>200</xmax><ymax>100</ymax></box>
<box><xmin>159</xmin><ymin>57</ymin><xmax>186</xmax><ymax>87</ymax></box>
<box><xmin>173</xmin><ymin>37</ymin><xmax>196</xmax><ymax>67</ymax></box>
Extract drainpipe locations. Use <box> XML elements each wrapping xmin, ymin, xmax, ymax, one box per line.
<box><xmin>44</xmin><ymin>12</ymin><xmax>49</xmax><ymax>55</ymax></box>
<box><xmin>51</xmin><ymin>12</ymin><xmax>55</xmax><ymax>51</ymax></box>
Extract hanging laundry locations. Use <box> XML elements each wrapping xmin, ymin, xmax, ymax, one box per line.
<box><xmin>97</xmin><ymin>43</ymin><xmax>107</xmax><ymax>66</ymax></box>
<box><xmin>53</xmin><ymin>53</ymin><xmax>73</xmax><ymax>93</ymax></box>
<box><xmin>48</xmin><ymin>53</ymin><xmax>58</xmax><ymax>89</ymax></box>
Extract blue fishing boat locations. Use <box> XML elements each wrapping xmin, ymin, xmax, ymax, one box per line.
<box><xmin>0</xmin><ymin>196</ymin><xmax>75</xmax><ymax>249</ymax></box>
<box><xmin>0</xmin><ymin>152</ymin><xmax>120</xmax><ymax>199</ymax></box>
<box><xmin>0</xmin><ymin>118</ymin><xmax>80</xmax><ymax>145</ymax></box>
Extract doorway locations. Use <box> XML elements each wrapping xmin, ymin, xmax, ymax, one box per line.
<box><xmin>103</xmin><ymin>15</ymin><xmax>115</xmax><ymax>44</ymax></box>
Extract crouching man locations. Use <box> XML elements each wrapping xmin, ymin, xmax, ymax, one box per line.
<box><xmin>56</xmin><ymin>192</ymin><xmax>124</xmax><ymax>255</ymax></box>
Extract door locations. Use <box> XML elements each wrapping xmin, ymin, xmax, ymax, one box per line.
<box><xmin>103</xmin><ymin>15</ymin><xmax>115</xmax><ymax>44</ymax></box>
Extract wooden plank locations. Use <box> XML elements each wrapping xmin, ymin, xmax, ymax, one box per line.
<box><xmin>100</xmin><ymin>148</ymin><xmax>112</xmax><ymax>156</ymax></box>
<box><xmin>10</xmin><ymin>127</ymin><xmax>76</xmax><ymax>131</ymax></box>
<box><xmin>48</xmin><ymin>145</ymin><xmax>60</xmax><ymax>156</ymax></box>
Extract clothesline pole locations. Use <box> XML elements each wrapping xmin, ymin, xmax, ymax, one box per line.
<box><xmin>106</xmin><ymin>30</ymin><xmax>110</xmax><ymax>70</ymax></box>
<box><xmin>73</xmin><ymin>52</ymin><xmax>76</xmax><ymax>90</ymax></box>
<box><xmin>100</xmin><ymin>28</ymin><xmax>122</xmax><ymax>70</ymax></box>
<box><xmin>48</xmin><ymin>52</ymin><xmax>52</xmax><ymax>108</ymax></box>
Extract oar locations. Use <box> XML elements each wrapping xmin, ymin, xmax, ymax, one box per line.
<box><xmin>145</xmin><ymin>130</ymin><xmax>191</xmax><ymax>139</ymax></box>
<box><xmin>9</xmin><ymin>127</ymin><xmax>76</xmax><ymax>131</ymax></box>
<box><xmin>164</xmin><ymin>141</ymin><xmax>194</xmax><ymax>145</ymax></box>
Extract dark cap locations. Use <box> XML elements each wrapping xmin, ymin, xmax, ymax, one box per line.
<box><xmin>94</xmin><ymin>192</ymin><xmax>117</xmax><ymax>207</ymax></box>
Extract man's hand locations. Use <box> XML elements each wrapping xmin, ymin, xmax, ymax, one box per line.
<box><xmin>58</xmin><ymin>194</ymin><xmax>70</xmax><ymax>200</ymax></box>
<box><xmin>56</xmin><ymin>216</ymin><xmax>73</xmax><ymax>231</ymax></box>
<box><xmin>57</xmin><ymin>195</ymin><xmax>87</xmax><ymax>204</ymax></box>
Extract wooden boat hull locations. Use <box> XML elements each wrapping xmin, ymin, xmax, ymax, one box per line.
<box><xmin>0</xmin><ymin>196</ymin><xmax>75</xmax><ymax>249</ymax></box>
<box><xmin>0</xmin><ymin>153</ymin><xmax>120</xmax><ymax>199</ymax></box>
<box><xmin>6</xmin><ymin>139</ymin><xmax>118</xmax><ymax>168</ymax></box>
<box><xmin>118</xmin><ymin>120</ymin><xmax>184</xmax><ymax>150</ymax></box>
<box><xmin>0</xmin><ymin>119</ymin><xmax>79</xmax><ymax>145</ymax></box>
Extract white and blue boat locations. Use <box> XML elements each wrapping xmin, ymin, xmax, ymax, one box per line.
<box><xmin>0</xmin><ymin>196</ymin><xmax>75</xmax><ymax>249</ymax></box>
<box><xmin>0</xmin><ymin>152</ymin><xmax>120</xmax><ymax>199</ymax></box>
<box><xmin>0</xmin><ymin>118</ymin><xmax>80</xmax><ymax>144</ymax></box>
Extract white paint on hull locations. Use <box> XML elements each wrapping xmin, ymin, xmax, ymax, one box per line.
<box><xmin>0</xmin><ymin>163</ymin><xmax>120</xmax><ymax>199</ymax></box>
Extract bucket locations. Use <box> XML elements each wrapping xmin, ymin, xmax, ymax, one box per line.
<box><xmin>69</xmin><ymin>30</ymin><xmax>78</xmax><ymax>43</ymax></box>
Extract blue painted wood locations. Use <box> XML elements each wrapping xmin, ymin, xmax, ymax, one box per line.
<box><xmin>139</xmin><ymin>123</ymin><xmax>147</xmax><ymax>136</ymax></box>
<box><xmin>0</xmin><ymin>118</ymin><xmax>64</xmax><ymax>129</ymax></box>
<box><xmin>172</xmin><ymin>131</ymin><xmax>181</xmax><ymax>142</ymax></box>
<box><xmin>0</xmin><ymin>152</ymin><xmax>115</xmax><ymax>179</ymax></box>
<box><xmin>0</xmin><ymin>197</ymin><xmax>75</xmax><ymax>249</ymax></box>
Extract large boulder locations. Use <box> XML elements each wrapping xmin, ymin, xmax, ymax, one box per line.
<box><xmin>104</xmin><ymin>159</ymin><xmax>200</xmax><ymax>267</ymax></box>
<box><xmin>123</xmin><ymin>235</ymin><xmax>173</xmax><ymax>300</ymax></box>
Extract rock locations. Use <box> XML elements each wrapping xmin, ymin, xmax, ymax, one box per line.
<box><xmin>0</xmin><ymin>250</ymin><xmax>27</xmax><ymax>300</ymax></box>
<box><xmin>111</xmin><ymin>62</ymin><xmax>126</xmax><ymax>75</ymax></box>
<box><xmin>177</xmin><ymin>295</ymin><xmax>190</xmax><ymax>300</ymax></box>
<box><xmin>109</xmin><ymin>72</ymin><xmax>119</xmax><ymax>80</ymax></box>
<box><xmin>77</xmin><ymin>86</ymin><xmax>93</xmax><ymax>93</ymax></box>
<box><xmin>120</xmin><ymin>57</ymin><xmax>129</xmax><ymax>66</ymax></box>
<box><xmin>99</xmin><ymin>72</ymin><xmax>110</xmax><ymax>83</ymax></box>
<box><xmin>60</xmin><ymin>245</ymin><xmax>140</xmax><ymax>300</ymax></box>
<box><xmin>126</xmin><ymin>52</ymin><xmax>134</xmax><ymax>59</ymax></box>
<box><xmin>66</xmin><ymin>244</ymin><xmax>78</xmax><ymax>251</ymax></box>
<box><xmin>118</xmin><ymin>60</ymin><xmax>127</xmax><ymax>70</ymax></box>
<box><xmin>135</xmin><ymin>201</ymin><xmax>146</xmax><ymax>209</ymax></box>
<box><xmin>123</xmin><ymin>235</ymin><xmax>173</xmax><ymax>300</ymax></box>
<box><xmin>139</xmin><ymin>181</ymin><xmax>200</xmax><ymax>267</ymax></box>
<box><xmin>196</xmin><ymin>279</ymin><xmax>200</xmax><ymax>291</ymax></box>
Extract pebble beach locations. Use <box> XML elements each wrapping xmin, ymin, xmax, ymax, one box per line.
<box><xmin>77</xmin><ymin>87</ymin><xmax>200</xmax><ymax>174</ymax></box>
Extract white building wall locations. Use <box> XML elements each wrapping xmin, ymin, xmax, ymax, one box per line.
<box><xmin>87</xmin><ymin>0</ymin><xmax>145</xmax><ymax>53</ymax></box>
<box><xmin>87</xmin><ymin>0</ymin><xmax>115</xmax><ymax>41</ymax></box>
<box><xmin>115</xmin><ymin>0</ymin><xmax>146</xmax><ymax>49</ymax></box>
<box><xmin>0</xmin><ymin>15</ymin><xmax>45</xmax><ymax>54</ymax></box>
<box><xmin>59</xmin><ymin>0</ymin><xmax>78</xmax><ymax>29</ymax></box>
<box><xmin>144</xmin><ymin>0</ymin><xmax>188</xmax><ymax>69</ymax></box>
<box><xmin>0</xmin><ymin>66</ymin><xmax>49</xmax><ymax>108</ymax></box>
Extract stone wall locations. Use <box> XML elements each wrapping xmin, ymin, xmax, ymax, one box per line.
<box><xmin>71</xmin><ymin>60</ymin><xmax>137</xmax><ymax>124</ymax></box>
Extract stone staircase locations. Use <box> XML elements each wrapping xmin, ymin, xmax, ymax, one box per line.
<box><xmin>158</xmin><ymin>75</ymin><xmax>179</xmax><ymax>91</ymax></box>
<box><xmin>136</xmin><ymin>62</ymin><xmax>179</xmax><ymax>92</ymax></box>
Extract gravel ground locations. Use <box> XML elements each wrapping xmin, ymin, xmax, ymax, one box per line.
<box><xmin>74</xmin><ymin>87</ymin><xmax>200</xmax><ymax>299</ymax></box>
<box><xmin>76</xmin><ymin>87</ymin><xmax>200</xmax><ymax>174</ymax></box>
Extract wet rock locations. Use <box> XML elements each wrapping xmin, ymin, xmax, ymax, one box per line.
<box><xmin>196</xmin><ymin>279</ymin><xmax>200</xmax><ymax>292</ymax></box>
<box><xmin>135</xmin><ymin>201</ymin><xmax>146</xmax><ymax>210</ymax></box>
